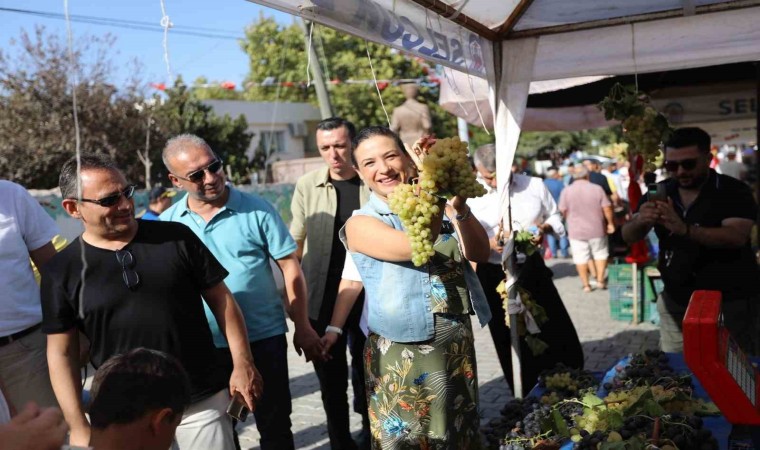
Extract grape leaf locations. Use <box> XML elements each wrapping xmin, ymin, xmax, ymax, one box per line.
<box><xmin>600</xmin><ymin>435</ymin><xmax>646</xmax><ymax>450</ymax></box>
<box><xmin>582</xmin><ymin>392</ymin><xmax>604</xmax><ymax>407</ymax></box>
<box><xmin>642</xmin><ymin>399</ymin><xmax>666</xmax><ymax>417</ymax></box>
<box><xmin>622</xmin><ymin>388</ymin><xmax>656</xmax><ymax>416</ymax></box>
<box><xmin>551</xmin><ymin>409</ymin><xmax>570</xmax><ymax>437</ymax></box>
<box><xmin>526</xmin><ymin>335</ymin><xmax>549</xmax><ymax>356</ymax></box>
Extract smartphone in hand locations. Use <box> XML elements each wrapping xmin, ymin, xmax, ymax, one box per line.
<box><xmin>647</xmin><ymin>183</ymin><xmax>666</xmax><ymax>203</ymax></box>
<box><xmin>226</xmin><ymin>391</ymin><xmax>250</xmax><ymax>422</ymax></box>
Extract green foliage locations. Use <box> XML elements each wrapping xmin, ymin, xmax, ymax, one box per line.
<box><xmin>0</xmin><ymin>27</ymin><xmax>252</xmax><ymax>188</ymax></box>
<box><xmin>191</xmin><ymin>76</ymin><xmax>243</xmax><ymax>101</ymax></box>
<box><xmin>237</xmin><ymin>17</ymin><xmax>457</xmax><ymax>137</ymax></box>
<box><xmin>516</xmin><ymin>126</ymin><xmax>623</xmax><ymax>157</ymax></box>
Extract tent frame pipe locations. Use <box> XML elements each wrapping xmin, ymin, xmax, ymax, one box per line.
<box><xmin>496</xmin><ymin>0</ymin><xmax>536</xmax><ymax>36</ymax></box>
<box><xmin>756</xmin><ymin>62</ymin><xmax>760</xmax><ymax>250</ymax></box>
<box><xmin>406</xmin><ymin>0</ymin><xmax>499</xmax><ymax>41</ymax></box>
<box><xmin>507</xmin><ymin>0</ymin><xmax>760</xmax><ymax>39</ymax></box>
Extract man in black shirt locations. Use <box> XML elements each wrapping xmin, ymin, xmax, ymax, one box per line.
<box><xmin>290</xmin><ymin>118</ymin><xmax>370</xmax><ymax>449</ymax></box>
<box><xmin>623</xmin><ymin>127</ymin><xmax>760</xmax><ymax>354</ymax></box>
<box><xmin>41</xmin><ymin>154</ymin><xmax>261</xmax><ymax>449</ymax></box>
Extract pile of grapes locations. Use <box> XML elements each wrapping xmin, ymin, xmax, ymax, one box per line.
<box><xmin>598</xmin><ymin>83</ymin><xmax>672</xmax><ymax>172</ymax></box>
<box><xmin>537</xmin><ymin>365</ymin><xmax>599</xmax><ymax>404</ymax></box>
<box><xmin>604</xmin><ymin>349</ymin><xmax>692</xmax><ymax>393</ymax></box>
<box><xmin>388</xmin><ymin>136</ymin><xmax>486</xmax><ymax>266</ymax></box>
<box><xmin>488</xmin><ymin>351</ymin><xmax>721</xmax><ymax>450</ymax></box>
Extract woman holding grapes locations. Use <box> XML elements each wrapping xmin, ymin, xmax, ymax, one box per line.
<box><xmin>340</xmin><ymin>126</ymin><xmax>492</xmax><ymax>449</ymax></box>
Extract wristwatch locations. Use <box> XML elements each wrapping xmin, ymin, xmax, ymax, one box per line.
<box><xmin>325</xmin><ymin>325</ymin><xmax>343</xmax><ymax>336</ymax></box>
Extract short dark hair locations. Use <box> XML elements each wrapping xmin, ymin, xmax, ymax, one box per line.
<box><xmin>317</xmin><ymin>117</ymin><xmax>356</xmax><ymax>142</ymax></box>
<box><xmin>665</xmin><ymin>127</ymin><xmax>711</xmax><ymax>153</ymax></box>
<box><xmin>351</xmin><ymin>126</ymin><xmax>405</xmax><ymax>163</ymax></box>
<box><xmin>88</xmin><ymin>348</ymin><xmax>191</xmax><ymax>429</ymax></box>
<box><xmin>59</xmin><ymin>153</ymin><xmax>120</xmax><ymax>199</ymax></box>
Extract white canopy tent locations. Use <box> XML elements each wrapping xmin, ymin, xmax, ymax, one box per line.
<box><xmin>245</xmin><ymin>0</ymin><xmax>760</xmax><ymax>396</ymax></box>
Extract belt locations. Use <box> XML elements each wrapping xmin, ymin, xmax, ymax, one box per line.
<box><xmin>0</xmin><ymin>324</ymin><xmax>42</xmax><ymax>348</ymax></box>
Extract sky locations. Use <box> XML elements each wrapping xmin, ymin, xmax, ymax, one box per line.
<box><xmin>0</xmin><ymin>0</ymin><xmax>292</xmax><ymax>90</ymax></box>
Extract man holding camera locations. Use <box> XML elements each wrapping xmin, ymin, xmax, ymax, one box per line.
<box><xmin>623</xmin><ymin>127</ymin><xmax>760</xmax><ymax>354</ymax></box>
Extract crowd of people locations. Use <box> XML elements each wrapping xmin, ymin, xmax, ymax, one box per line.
<box><xmin>0</xmin><ymin>121</ymin><xmax>758</xmax><ymax>450</ymax></box>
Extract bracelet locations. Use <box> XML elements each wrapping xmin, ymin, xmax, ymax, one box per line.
<box><xmin>455</xmin><ymin>206</ymin><xmax>472</xmax><ymax>222</ymax></box>
<box><xmin>325</xmin><ymin>325</ymin><xmax>343</xmax><ymax>336</ymax></box>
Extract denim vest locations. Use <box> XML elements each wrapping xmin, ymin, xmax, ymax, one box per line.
<box><xmin>339</xmin><ymin>193</ymin><xmax>492</xmax><ymax>343</ymax></box>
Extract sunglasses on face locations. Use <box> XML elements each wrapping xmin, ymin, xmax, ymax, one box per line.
<box><xmin>663</xmin><ymin>158</ymin><xmax>699</xmax><ymax>172</ymax></box>
<box><xmin>115</xmin><ymin>249</ymin><xmax>140</xmax><ymax>290</ymax></box>
<box><xmin>77</xmin><ymin>185</ymin><xmax>136</xmax><ymax>207</ymax></box>
<box><xmin>175</xmin><ymin>159</ymin><xmax>223</xmax><ymax>183</ymax></box>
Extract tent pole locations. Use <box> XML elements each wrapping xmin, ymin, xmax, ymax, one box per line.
<box><xmin>756</xmin><ymin>62</ymin><xmax>760</xmax><ymax>249</ymax></box>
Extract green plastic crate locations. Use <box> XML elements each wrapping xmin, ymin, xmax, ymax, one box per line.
<box><xmin>608</xmin><ymin>263</ymin><xmax>660</xmax><ymax>323</ymax></box>
<box><xmin>608</xmin><ymin>264</ymin><xmax>634</xmax><ymax>284</ymax></box>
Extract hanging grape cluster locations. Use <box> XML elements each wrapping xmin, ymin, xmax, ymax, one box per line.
<box><xmin>598</xmin><ymin>83</ymin><xmax>673</xmax><ymax>173</ymax></box>
<box><xmin>388</xmin><ymin>136</ymin><xmax>487</xmax><ymax>267</ymax></box>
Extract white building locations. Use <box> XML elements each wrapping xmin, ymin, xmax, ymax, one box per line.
<box><xmin>203</xmin><ymin>100</ymin><xmax>322</xmax><ymax>163</ymax></box>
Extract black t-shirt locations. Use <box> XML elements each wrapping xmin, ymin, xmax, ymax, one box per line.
<box><xmin>328</xmin><ymin>176</ymin><xmax>362</xmax><ymax>275</ymax></box>
<box><xmin>641</xmin><ymin>171</ymin><xmax>759</xmax><ymax>305</ymax></box>
<box><xmin>589</xmin><ymin>172</ymin><xmax>613</xmax><ymax>196</ymax></box>
<box><xmin>41</xmin><ymin>220</ymin><xmax>230</xmax><ymax>402</ymax></box>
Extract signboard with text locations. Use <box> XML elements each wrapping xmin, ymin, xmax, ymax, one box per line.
<box><xmin>246</xmin><ymin>0</ymin><xmax>491</xmax><ymax>78</ymax></box>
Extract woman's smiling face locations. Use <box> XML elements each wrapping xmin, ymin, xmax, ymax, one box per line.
<box><xmin>353</xmin><ymin>134</ymin><xmax>414</xmax><ymax>201</ymax></box>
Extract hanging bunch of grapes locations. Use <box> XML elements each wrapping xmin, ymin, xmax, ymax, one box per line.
<box><xmin>598</xmin><ymin>83</ymin><xmax>673</xmax><ymax>173</ymax></box>
<box><xmin>388</xmin><ymin>136</ymin><xmax>487</xmax><ymax>266</ymax></box>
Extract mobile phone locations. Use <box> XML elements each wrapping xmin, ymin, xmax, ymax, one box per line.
<box><xmin>226</xmin><ymin>391</ymin><xmax>250</xmax><ymax>422</ymax></box>
<box><xmin>647</xmin><ymin>183</ymin><xmax>666</xmax><ymax>203</ymax></box>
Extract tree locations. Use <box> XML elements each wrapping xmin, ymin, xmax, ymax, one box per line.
<box><xmin>228</xmin><ymin>17</ymin><xmax>460</xmax><ymax>140</ymax></box>
<box><xmin>0</xmin><ymin>27</ymin><xmax>254</xmax><ymax>188</ymax></box>
<box><xmin>0</xmin><ymin>27</ymin><xmax>144</xmax><ymax>188</ymax></box>
<box><xmin>516</xmin><ymin>126</ymin><xmax>622</xmax><ymax>157</ymax></box>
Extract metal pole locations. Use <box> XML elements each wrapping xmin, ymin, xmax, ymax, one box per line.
<box><xmin>755</xmin><ymin>62</ymin><xmax>759</xmax><ymax>248</ymax></box>
<box><xmin>299</xmin><ymin>19</ymin><xmax>334</xmax><ymax>119</ymax></box>
<box><xmin>457</xmin><ymin>117</ymin><xmax>470</xmax><ymax>143</ymax></box>
<box><xmin>632</xmin><ymin>262</ymin><xmax>640</xmax><ymax>324</ymax></box>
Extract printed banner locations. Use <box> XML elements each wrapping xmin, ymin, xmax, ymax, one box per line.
<box><xmin>246</xmin><ymin>0</ymin><xmax>491</xmax><ymax>78</ymax></box>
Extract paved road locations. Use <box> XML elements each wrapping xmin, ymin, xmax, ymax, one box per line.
<box><xmin>237</xmin><ymin>259</ymin><xmax>660</xmax><ymax>449</ymax></box>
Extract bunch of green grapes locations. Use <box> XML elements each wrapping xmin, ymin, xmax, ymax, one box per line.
<box><xmin>574</xmin><ymin>408</ymin><xmax>620</xmax><ymax>433</ymax></box>
<box><xmin>388</xmin><ymin>136</ymin><xmax>485</xmax><ymax>266</ymax></box>
<box><xmin>544</xmin><ymin>372</ymin><xmax>579</xmax><ymax>392</ymax></box>
<box><xmin>603</xmin><ymin>388</ymin><xmax>640</xmax><ymax>411</ymax></box>
<box><xmin>418</xmin><ymin>137</ymin><xmax>487</xmax><ymax>198</ymax></box>
<box><xmin>622</xmin><ymin>107</ymin><xmax>670</xmax><ymax>172</ymax></box>
<box><xmin>387</xmin><ymin>184</ymin><xmax>441</xmax><ymax>267</ymax></box>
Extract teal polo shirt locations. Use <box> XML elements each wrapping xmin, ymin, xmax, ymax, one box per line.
<box><xmin>160</xmin><ymin>187</ymin><xmax>296</xmax><ymax>346</ymax></box>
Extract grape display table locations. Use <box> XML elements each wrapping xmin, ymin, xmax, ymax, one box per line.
<box><xmin>528</xmin><ymin>353</ymin><xmax>737</xmax><ymax>450</ymax></box>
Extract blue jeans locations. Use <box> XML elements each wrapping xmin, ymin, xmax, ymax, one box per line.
<box><xmin>546</xmin><ymin>232</ymin><xmax>569</xmax><ymax>258</ymax></box>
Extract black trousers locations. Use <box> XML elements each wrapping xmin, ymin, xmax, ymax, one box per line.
<box><xmin>217</xmin><ymin>334</ymin><xmax>294</xmax><ymax>450</ymax></box>
<box><xmin>311</xmin><ymin>273</ymin><xmax>370</xmax><ymax>450</ymax></box>
<box><xmin>477</xmin><ymin>255</ymin><xmax>584</xmax><ymax>395</ymax></box>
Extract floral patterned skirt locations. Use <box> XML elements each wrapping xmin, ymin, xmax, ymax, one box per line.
<box><xmin>364</xmin><ymin>314</ymin><xmax>482</xmax><ymax>450</ymax></box>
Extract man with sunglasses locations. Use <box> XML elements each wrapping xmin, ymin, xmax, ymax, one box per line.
<box><xmin>623</xmin><ymin>127</ymin><xmax>760</xmax><ymax>355</ymax></box>
<box><xmin>41</xmin><ymin>154</ymin><xmax>261</xmax><ymax>449</ymax></box>
<box><xmin>160</xmin><ymin>134</ymin><xmax>323</xmax><ymax>450</ymax></box>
